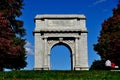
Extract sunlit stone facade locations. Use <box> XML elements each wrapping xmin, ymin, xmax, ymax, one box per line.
<box><xmin>33</xmin><ymin>14</ymin><xmax>89</xmax><ymax>70</ymax></box>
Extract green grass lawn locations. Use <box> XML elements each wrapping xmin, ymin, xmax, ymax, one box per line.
<box><xmin>0</xmin><ymin>70</ymin><xmax>120</xmax><ymax>80</ymax></box>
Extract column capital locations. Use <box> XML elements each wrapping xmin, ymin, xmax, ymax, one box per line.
<box><xmin>75</xmin><ymin>37</ymin><xmax>80</xmax><ymax>39</ymax></box>
<box><xmin>43</xmin><ymin>36</ymin><xmax>48</xmax><ymax>39</ymax></box>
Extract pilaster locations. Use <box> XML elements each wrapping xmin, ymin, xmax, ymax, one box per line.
<box><xmin>78</xmin><ymin>33</ymin><xmax>89</xmax><ymax>70</ymax></box>
<box><xmin>34</xmin><ymin>33</ymin><xmax>44</xmax><ymax>70</ymax></box>
<box><xmin>43</xmin><ymin>37</ymin><xmax>49</xmax><ymax>70</ymax></box>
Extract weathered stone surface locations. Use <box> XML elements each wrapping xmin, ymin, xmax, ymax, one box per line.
<box><xmin>33</xmin><ymin>14</ymin><xmax>89</xmax><ymax>70</ymax></box>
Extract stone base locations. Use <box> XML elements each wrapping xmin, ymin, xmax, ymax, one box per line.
<box><xmin>34</xmin><ymin>68</ymin><xmax>44</xmax><ymax>70</ymax></box>
<box><xmin>34</xmin><ymin>67</ymin><xmax>50</xmax><ymax>70</ymax></box>
<box><xmin>74</xmin><ymin>66</ymin><xmax>89</xmax><ymax>70</ymax></box>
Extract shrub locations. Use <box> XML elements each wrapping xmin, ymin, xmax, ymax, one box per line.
<box><xmin>90</xmin><ymin>60</ymin><xmax>107</xmax><ymax>70</ymax></box>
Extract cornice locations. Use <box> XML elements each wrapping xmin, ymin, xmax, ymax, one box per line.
<box><xmin>33</xmin><ymin>29</ymin><xmax>88</xmax><ymax>34</ymax></box>
<box><xmin>34</xmin><ymin>14</ymin><xmax>86</xmax><ymax>21</ymax></box>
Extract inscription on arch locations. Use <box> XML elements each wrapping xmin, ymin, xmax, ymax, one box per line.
<box><xmin>47</xmin><ymin>19</ymin><xmax>76</xmax><ymax>27</ymax></box>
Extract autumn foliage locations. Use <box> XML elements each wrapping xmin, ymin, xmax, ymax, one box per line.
<box><xmin>0</xmin><ymin>0</ymin><xmax>27</xmax><ymax>71</ymax></box>
<box><xmin>94</xmin><ymin>4</ymin><xmax>120</xmax><ymax>66</ymax></box>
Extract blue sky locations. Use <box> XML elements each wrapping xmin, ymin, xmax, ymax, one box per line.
<box><xmin>21</xmin><ymin>0</ymin><xmax>118</xmax><ymax>70</ymax></box>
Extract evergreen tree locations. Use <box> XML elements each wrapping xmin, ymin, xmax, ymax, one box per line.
<box><xmin>94</xmin><ymin>4</ymin><xmax>120</xmax><ymax>66</ymax></box>
<box><xmin>0</xmin><ymin>0</ymin><xmax>27</xmax><ymax>71</ymax></box>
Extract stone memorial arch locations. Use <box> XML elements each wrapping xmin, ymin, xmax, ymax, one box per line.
<box><xmin>33</xmin><ymin>14</ymin><xmax>89</xmax><ymax>70</ymax></box>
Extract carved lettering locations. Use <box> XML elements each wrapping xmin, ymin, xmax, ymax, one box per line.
<box><xmin>47</xmin><ymin>20</ymin><xmax>76</xmax><ymax>27</ymax></box>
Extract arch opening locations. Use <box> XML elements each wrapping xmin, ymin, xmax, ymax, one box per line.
<box><xmin>50</xmin><ymin>42</ymin><xmax>72</xmax><ymax>70</ymax></box>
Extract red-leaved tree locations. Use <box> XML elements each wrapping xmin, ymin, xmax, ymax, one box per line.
<box><xmin>0</xmin><ymin>0</ymin><xmax>27</xmax><ymax>71</ymax></box>
<box><xmin>94</xmin><ymin>4</ymin><xmax>120</xmax><ymax>67</ymax></box>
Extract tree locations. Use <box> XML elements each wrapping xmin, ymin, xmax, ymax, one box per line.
<box><xmin>0</xmin><ymin>0</ymin><xmax>27</xmax><ymax>71</ymax></box>
<box><xmin>94</xmin><ymin>4</ymin><xmax>120</xmax><ymax>67</ymax></box>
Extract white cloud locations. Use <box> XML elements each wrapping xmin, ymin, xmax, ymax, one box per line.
<box><xmin>88</xmin><ymin>0</ymin><xmax>107</xmax><ymax>7</ymax></box>
<box><xmin>93</xmin><ymin>0</ymin><xmax>107</xmax><ymax>5</ymax></box>
<box><xmin>25</xmin><ymin>41</ymin><xmax>34</xmax><ymax>55</ymax></box>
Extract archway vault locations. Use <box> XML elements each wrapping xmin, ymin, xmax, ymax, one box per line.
<box><xmin>51</xmin><ymin>42</ymin><xmax>72</xmax><ymax>55</ymax></box>
<box><xmin>50</xmin><ymin>42</ymin><xmax>72</xmax><ymax>70</ymax></box>
<box><xmin>33</xmin><ymin>14</ymin><xmax>89</xmax><ymax>70</ymax></box>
